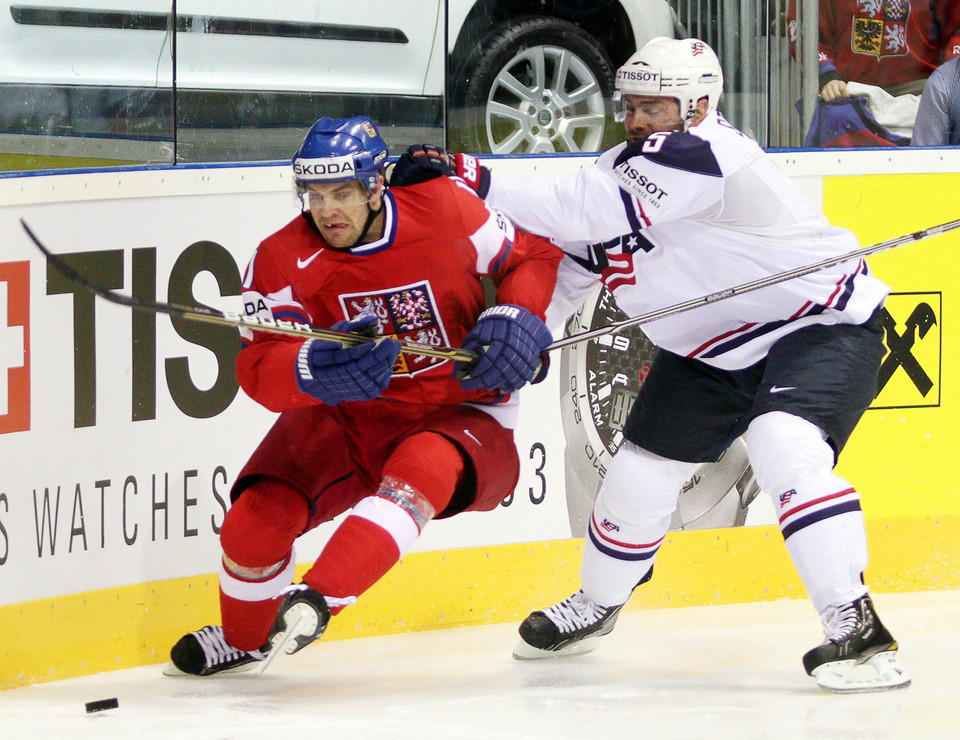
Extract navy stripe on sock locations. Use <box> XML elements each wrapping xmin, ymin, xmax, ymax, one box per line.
<box><xmin>781</xmin><ymin>500</ymin><xmax>862</xmax><ymax>540</ymax></box>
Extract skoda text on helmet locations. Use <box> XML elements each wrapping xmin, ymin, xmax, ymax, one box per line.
<box><xmin>292</xmin><ymin>116</ymin><xmax>389</xmax><ymax>192</ymax></box>
<box><xmin>614</xmin><ymin>37</ymin><xmax>723</xmax><ymax>129</ymax></box>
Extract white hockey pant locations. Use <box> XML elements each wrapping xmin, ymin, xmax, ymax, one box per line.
<box><xmin>581</xmin><ymin>441</ymin><xmax>699</xmax><ymax>607</ymax></box>
<box><xmin>744</xmin><ymin>411</ymin><xmax>868</xmax><ymax>613</ymax></box>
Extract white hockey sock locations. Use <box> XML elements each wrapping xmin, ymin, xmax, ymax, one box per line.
<box><xmin>745</xmin><ymin>412</ymin><xmax>869</xmax><ymax>613</ymax></box>
<box><xmin>777</xmin><ymin>477</ymin><xmax>868</xmax><ymax>613</ymax></box>
<box><xmin>581</xmin><ymin>442</ymin><xmax>698</xmax><ymax>607</ymax></box>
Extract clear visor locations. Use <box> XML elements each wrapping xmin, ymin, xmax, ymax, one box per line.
<box><xmin>613</xmin><ymin>91</ymin><xmax>685</xmax><ymax>127</ymax></box>
<box><xmin>295</xmin><ymin>181</ymin><xmax>375</xmax><ymax>211</ymax></box>
<box><xmin>613</xmin><ymin>90</ymin><xmax>627</xmax><ymax>122</ymax></box>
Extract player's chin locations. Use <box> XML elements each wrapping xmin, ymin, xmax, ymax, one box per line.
<box><xmin>319</xmin><ymin>226</ymin><xmax>356</xmax><ymax>249</ymax></box>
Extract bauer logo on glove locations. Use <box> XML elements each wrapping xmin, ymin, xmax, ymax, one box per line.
<box><xmin>295</xmin><ymin>314</ymin><xmax>402</xmax><ymax>405</ymax></box>
<box><xmin>455</xmin><ymin>304</ymin><xmax>552</xmax><ymax>394</ymax></box>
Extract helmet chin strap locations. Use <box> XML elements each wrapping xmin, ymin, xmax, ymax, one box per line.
<box><xmin>349</xmin><ymin>199</ymin><xmax>384</xmax><ymax>248</ymax></box>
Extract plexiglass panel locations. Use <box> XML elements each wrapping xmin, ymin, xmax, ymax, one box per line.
<box><xmin>0</xmin><ymin>2</ymin><xmax>175</xmax><ymax>169</ymax></box>
<box><xmin>2</xmin><ymin>0</ymin><xmax>952</xmax><ymax>174</ymax></box>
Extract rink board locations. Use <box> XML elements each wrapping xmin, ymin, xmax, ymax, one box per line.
<box><xmin>2</xmin><ymin>516</ymin><xmax>958</xmax><ymax>689</ymax></box>
<box><xmin>2</xmin><ymin>150</ymin><xmax>960</xmax><ymax>689</ymax></box>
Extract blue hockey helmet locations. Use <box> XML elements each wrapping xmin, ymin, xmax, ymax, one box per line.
<box><xmin>292</xmin><ymin>116</ymin><xmax>389</xmax><ymax>191</ymax></box>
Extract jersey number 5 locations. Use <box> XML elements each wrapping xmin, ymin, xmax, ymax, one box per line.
<box><xmin>641</xmin><ymin>131</ymin><xmax>670</xmax><ymax>154</ymax></box>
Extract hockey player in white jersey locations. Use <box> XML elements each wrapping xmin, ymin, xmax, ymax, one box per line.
<box><xmin>399</xmin><ymin>36</ymin><xmax>909</xmax><ymax>692</ymax></box>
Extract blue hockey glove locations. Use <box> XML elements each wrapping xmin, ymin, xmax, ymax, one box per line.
<box><xmin>295</xmin><ymin>315</ymin><xmax>401</xmax><ymax>404</ymax></box>
<box><xmin>455</xmin><ymin>305</ymin><xmax>552</xmax><ymax>393</ymax></box>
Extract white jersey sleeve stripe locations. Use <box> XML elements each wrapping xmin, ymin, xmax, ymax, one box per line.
<box><xmin>239</xmin><ymin>285</ymin><xmax>311</xmax><ymax>345</ymax></box>
<box><xmin>471</xmin><ymin>207</ymin><xmax>516</xmax><ymax>275</ymax></box>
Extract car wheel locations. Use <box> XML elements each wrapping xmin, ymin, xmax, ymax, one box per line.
<box><xmin>449</xmin><ymin>17</ymin><xmax>615</xmax><ymax>154</ymax></box>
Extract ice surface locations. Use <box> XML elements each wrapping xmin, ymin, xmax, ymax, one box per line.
<box><xmin>2</xmin><ymin>591</ymin><xmax>957</xmax><ymax>739</ymax></box>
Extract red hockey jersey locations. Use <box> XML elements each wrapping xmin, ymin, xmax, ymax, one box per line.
<box><xmin>237</xmin><ymin>176</ymin><xmax>562</xmax><ymax>412</ymax></box>
<box><xmin>790</xmin><ymin>0</ymin><xmax>960</xmax><ymax>91</ymax></box>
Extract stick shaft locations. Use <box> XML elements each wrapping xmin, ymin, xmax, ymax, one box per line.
<box><xmin>22</xmin><ymin>219</ymin><xmax>478</xmax><ymax>364</ymax></box>
<box><xmin>547</xmin><ymin>217</ymin><xmax>960</xmax><ymax>352</ymax></box>
<box><xmin>26</xmin><ymin>216</ymin><xmax>959</xmax><ymax>361</ymax></box>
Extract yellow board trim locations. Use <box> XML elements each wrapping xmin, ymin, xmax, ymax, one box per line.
<box><xmin>3</xmin><ymin>515</ymin><xmax>958</xmax><ymax>690</ymax></box>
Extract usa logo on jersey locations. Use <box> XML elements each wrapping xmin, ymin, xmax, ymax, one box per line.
<box><xmin>340</xmin><ymin>281</ymin><xmax>450</xmax><ymax>375</ymax></box>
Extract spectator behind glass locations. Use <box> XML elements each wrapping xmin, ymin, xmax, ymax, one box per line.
<box><xmin>912</xmin><ymin>55</ymin><xmax>960</xmax><ymax>144</ymax></box>
<box><xmin>790</xmin><ymin>1</ymin><xmax>960</xmax><ymax>100</ymax></box>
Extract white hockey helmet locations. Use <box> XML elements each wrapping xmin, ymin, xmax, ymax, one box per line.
<box><xmin>614</xmin><ymin>37</ymin><xmax>723</xmax><ymax>129</ymax></box>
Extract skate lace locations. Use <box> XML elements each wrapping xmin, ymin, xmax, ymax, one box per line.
<box><xmin>194</xmin><ymin>625</ymin><xmax>247</xmax><ymax>666</ymax></box>
<box><xmin>820</xmin><ymin>602</ymin><xmax>860</xmax><ymax>642</ymax></box>
<box><xmin>543</xmin><ymin>591</ymin><xmax>607</xmax><ymax>634</ymax></box>
<box><xmin>276</xmin><ymin>583</ymin><xmax>356</xmax><ymax>610</ymax></box>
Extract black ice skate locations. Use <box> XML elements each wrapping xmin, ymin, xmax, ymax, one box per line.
<box><xmin>163</xmin><ymin>625</ymin><xmax>267</xmax><ymax>676</ymax></box>
<box><xmin>513</xmin><ymin>590</ymin><xmax>624</xmax><ymax>660</ymax></box>
<box><xmin>802</xmin><ymin>594</ymin><xmax>910</xmax><ymax>692</ymax></box>
<box><xmin>255</xmin><ymin>584</ymin><xmax>332</xmax><ymax>673</ymax></box>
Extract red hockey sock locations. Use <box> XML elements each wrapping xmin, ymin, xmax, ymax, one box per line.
<box><xmin>220</xmin><ymin>553</ymin><xmax>295</xmax><ymax>651</ymax></box>
<box><xmin>304</xmin><ymin>516</ymin><xmax>400</xmax><ymax>616</ymax></box>
<box><xmin>303</xmin><ymin>432</ymin><xmax>463</xmax><ymax>614</ymax></box>
<box><xmin>219</xmin><ymin>478</ymin><xmax>308</xmax><ymax>650</ymax></box>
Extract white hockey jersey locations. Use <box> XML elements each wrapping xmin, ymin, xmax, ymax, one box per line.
<box><xmin>486</xmin><ymin>112</ymin><xmax>890</xmax><ymax>370</ymax></box>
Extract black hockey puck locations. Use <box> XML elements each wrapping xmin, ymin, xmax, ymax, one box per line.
<box><xmin>85</xmin><ymin>697</ymin><xmax>119</xmax><ymax>713</ymax></box>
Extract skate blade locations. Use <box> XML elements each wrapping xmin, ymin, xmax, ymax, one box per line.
<box><xmin>812</xmin><ymin>650</ymin><xmax>912</xmax><ymax>693</ymax></box>
<box><xmin>512</xmin><ymin>636</ymin><xmax>601</xmax><ymax>661</ymax></box>
<box><xmin>161</xmin><ymin>660</ymin><xmax>259</xmax><ymax>677</ymax></box>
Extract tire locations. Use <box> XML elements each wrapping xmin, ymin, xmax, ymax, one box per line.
<box><xmin>449</xmin><ymin>16</ymin><xmax>616</xmax><ymax>154</ymax></box>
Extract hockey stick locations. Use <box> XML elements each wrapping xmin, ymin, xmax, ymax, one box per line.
<box><xmin>22</xmin><ymin>219</ymin><xmax>479</xmax><ymax>364</ymax></box>
<box><xmin>546</xmin><ymin>217</ymin><xmax>960</xmax><ymax>352</ymax></box>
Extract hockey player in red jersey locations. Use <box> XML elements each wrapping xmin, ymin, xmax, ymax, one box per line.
<box><xmin>163</xmin><ymin>116</ymin><xmax>561</xmax><ymax>676</ymax></box>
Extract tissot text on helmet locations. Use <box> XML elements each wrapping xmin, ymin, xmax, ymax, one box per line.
<box><xmin>616</xmin><ymin>68</ymin><xmax>661</xmax><ymax>89</ymax></box>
